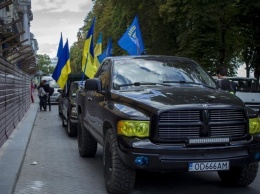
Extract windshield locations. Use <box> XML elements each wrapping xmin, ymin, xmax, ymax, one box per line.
<box><xmin>112</xmin><ymin>58</ymin><xmax>217</xmax><ymax>90</ymax></box>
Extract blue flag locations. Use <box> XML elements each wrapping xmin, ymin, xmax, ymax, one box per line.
<box><xmin>118</xmin><ymin>16</ymin><xmax>145</xmax><ymax>55</ymax></box>
<box><xmin>98</xmin><ymin>37</ymin><xmax>113</xmax><ymax>63</ymax></box>
<box><xmin>56</xmin><ymin>32</ymin><xmax>63</xmax><ymax>58</ymax></box>
<box><xmin>52</xmin><ymin>39</ymin><xmax>71</xmax><ymax>89</ymax></box>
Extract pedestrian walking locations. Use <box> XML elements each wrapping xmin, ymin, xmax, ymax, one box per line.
<box><xmin>216</xmin><ymin>67</ymin><xmax>236</xmax><ymax>95</ymax></box>
<box><xmin>38</xmin><ymin>81</ymin><xmax>47</xmax><ymax>111</ymax></box>
<box><xmin>30</xmin><ymin>81</ymin><xmax>34</xmax><ymax>103</ymax></box>
<box><xmin>42</xmin><ymin>80</ymin><xmax>54</xmax><ymax>111</ymax></box>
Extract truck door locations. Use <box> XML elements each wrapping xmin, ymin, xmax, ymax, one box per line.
<box><xmin>85</xmin><ymin>60</ymin><xmax>111</xmax><ymax>142</ymax></box>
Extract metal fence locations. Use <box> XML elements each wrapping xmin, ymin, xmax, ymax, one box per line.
<box><xmin>0</xmin><ymin>57</ymin><xmax>31</xmax><ymax>147</ymax></box>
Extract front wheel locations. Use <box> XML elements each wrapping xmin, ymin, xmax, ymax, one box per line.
<box><xmin>67</xmin><ymin>118</ymin><xmax>77</xmax><ymax>137</ymax></box>
<box><xmin>218</xmin><ymin>163</ymin><xmax>259</xmax><ymax>186</ymax></box>
<box><xmin>103</xmin><ymin>128</ymin><xmax>136</xmax><ymax>194</ymax></box>
<box><xmin>58</xmin><ymin>105</ymin><xmax>62</xmax><ymax>116</ymax></box>
<box><xmin>77</xmin><ymin>114</ymin><xmax>97</xmax><ymax>157</ymax></box>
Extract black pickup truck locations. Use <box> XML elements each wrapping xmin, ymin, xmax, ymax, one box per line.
<box><xmin>58</xmin><ymin>73</ymin><xmax>86</xmax><ymax>137</ymax></box>
<box><xmin>76</xmin><ymin>55</ymin><xmax>260</xmax><ymax>194</ymax></box>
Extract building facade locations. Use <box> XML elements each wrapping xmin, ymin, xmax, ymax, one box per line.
<box><xmin>0</xmin><ymin>0</ymin><xmax>38</xmax><ymax>147</ymax></box>
<box><xmin>0</xmin><ymin>0</ymin><xmax>38</xmax><ymax>75</ymax></box>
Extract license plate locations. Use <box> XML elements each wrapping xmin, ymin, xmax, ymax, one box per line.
<box><xmin>189</xmin><ymin>161</ymin><xmax>229</xmax><ymax>172</ymax></box>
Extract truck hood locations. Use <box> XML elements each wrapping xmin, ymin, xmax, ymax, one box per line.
<box><xmin>111</xmin><ymin>86</ymin><xmax>245</xmax><ymax>112</ymax></box>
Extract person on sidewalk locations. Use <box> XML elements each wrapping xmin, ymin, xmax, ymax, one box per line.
<box><xmin>30</xmin><ymin>81</ymin><xmax>34</xmax><ymax>103</ymax></box>
<box><xmin>38</xmin><ymin>82</ymin><xmax>47</xmax><ymax>111</ymax></box>
<box><xmin>216</xmin><ymin>68</ymin><xmax>237</xmax><ymax>95</ymax></box>
<box><xmin>42</xmin><ymin>80</ymin><xmax>53</xmax><ymax>111</ymax></box>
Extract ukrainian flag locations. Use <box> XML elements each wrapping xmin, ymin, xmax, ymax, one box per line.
<box><xmin>56</xmin><ymin>32</ymin><xmax>63</xmax><ymax>58</ymax></box>
<box><xmin>94</xmin><ymin>32</ymin><xmax>102</xmax><ymax>69</ymax></box>
<box><xmin>82</xmin><ymin>17</ymin><xmax>96</xmax><ymax>78</ymax></box>
<box><xmin>52</xmin><ymin>39</ymin><xmax>71</xmax><ymax>89</ymax></box>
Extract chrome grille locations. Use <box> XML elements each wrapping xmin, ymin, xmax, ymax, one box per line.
<box><xmin>210</xmin><ymin>125</ymin><xmax>246</xmax><ymax>137</ymax></box>
<box><xmin>160</xmin><ymin>110</ymin><xmax>200</xmax><ymax>123</ymax></box>
<box><xmin>157</xmin><ymin>109</ymin><xmax>247</xmax><ymax>141</ymax></box>
<box><xmin>158</xmin><ymin>126</ymin><xmax>200</xmax><ymax>139</ymax></box>
<box><xmin>209</xmin><ymin>110</ymin><xmax>244</xmax><ymax>122</ymax></box>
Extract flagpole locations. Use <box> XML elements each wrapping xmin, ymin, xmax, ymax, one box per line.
<box><xmin>81</xmin><ymin>53</ymin><xmax>89</xmax><ymax>84</ymax></box>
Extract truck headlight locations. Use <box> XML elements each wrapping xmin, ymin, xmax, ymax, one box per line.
<box><xmin>117</xmin><ymin>120</ymin><xmax>150</xmax><ymax>137</ymax></box>
<box><xmin>249</xmin><ymin>117</ymin><xmax>260</xmax><ymax>135</ymax></box>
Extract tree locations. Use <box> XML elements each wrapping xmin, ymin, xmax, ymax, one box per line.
<box><xmin>70</xmin><ymin>0</ymin><xmax>260</xmax><ymax>79</ymax></box>
<box><xmin>36</xmin><ymin>54</ymin><xmax>53</xmax><ymax>75</ymax></box>
<box><xmin>237</xmin><ymin>0</ymin><xmax>260</xmax><ymax>79</ymax></box>
<box><xmin>159</xmin><ymin>0</ymin><xmax>242</xmax><ymax>76</ymax></box>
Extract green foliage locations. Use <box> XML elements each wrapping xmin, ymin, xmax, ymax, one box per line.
<box><xmin>68</xmin><ymin>0</ymin><xmax>260</xmax><ymax>78</ymax></box>
<box><xmin>36</xmin><ymin>54</ymin><xmax>53</xmax><ymax>75</ymax></box>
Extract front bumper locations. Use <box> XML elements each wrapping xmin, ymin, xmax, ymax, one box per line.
<box><xmin>118</xmin><ymin>137</ymin><xmax>260</xmax><ymax>172</ymax></box>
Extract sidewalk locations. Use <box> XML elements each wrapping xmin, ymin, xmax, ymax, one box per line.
<box><xmin>0</xmin><ymin>93</ymin><xmax>39</xmax><ymax>194</ymax></box>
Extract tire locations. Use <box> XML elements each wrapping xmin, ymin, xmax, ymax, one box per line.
<box><xmin>67</xmin><ymin>118</ymin><xmax>77</xmax><ymax>137</ymax></box>
<box><xmin>58</xmin><ymin>105</ymin><xmax>62</xmax><ymax>116</ymax></box>
<box><xmin>103</xmin><ymin>128</ymin><xmax>136</xmax><ymax>194</ymax></box>
<box><xmin>218</xmin><ymin>163</ymin><xmax>259</xmax><ymax>186</ymax></box>
<box><xmin>77</xmin><ymin>114</ymin><xmax>97</xmax><ymax>157</ymax></box>
<box><xmin>62</xmin><ymin>115</ymin><xmax>67</xmax><ymax>127</ymax></box>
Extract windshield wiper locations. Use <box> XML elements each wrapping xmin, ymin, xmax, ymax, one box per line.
<box><xmin>162</xmin><ymin>81</ymin><xmax>216</xmax><ymax>89</ymax></box>
<box><xmin>118</xmin><ymin>82</ymin><xmax>171</xmax><ymax>88</ymax></box>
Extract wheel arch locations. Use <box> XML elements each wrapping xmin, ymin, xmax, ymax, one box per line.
<box><xmin>102</xmin><ymin>120</ymin><xmax>113</xmax><ymax>145</ymax></box>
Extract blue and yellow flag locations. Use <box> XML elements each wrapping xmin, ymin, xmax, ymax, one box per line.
<box><xmin>118</xmin><ymin>15</ymin><xmax>145</xmax><ymax>55</ymax></box>
<box><xmin>94</xmin><ymin>32</ymin><xmax>102</xmax><ymax>69</ymax></box>
<box><xmin>98</xmin><ymin>37</ymin><xmax>113</xmax><ymax>63</ymax></box>
<box><xmin>52</xmin><ymin>39</ymin><xmax>71</xmax><ymax>89</ymax></box>
<box><xmin>82</xmin><ymin>17</ymin><xmax>96</xmax><ymax>78</ymax></box>
<box><xmin>56</xmin><ymin>32</ymin><xmax>63</xmax><ymax>58</ymax></box>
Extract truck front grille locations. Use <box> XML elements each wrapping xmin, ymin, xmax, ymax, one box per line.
<box><xmin>157</xmin><ymin>109</ymin><xmax>247</xmax><ymax>142</ymax></box>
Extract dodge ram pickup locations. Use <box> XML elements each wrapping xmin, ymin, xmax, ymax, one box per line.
<box><xmin>76</xmin><ymin>55</ymin><xmax>260</xmax><ymax>194</ymax></box>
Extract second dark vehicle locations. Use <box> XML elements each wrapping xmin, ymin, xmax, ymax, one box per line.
<box><xmin>58</xmin><ymin>73</ymin><xmax>86</xmax><ymax>137</ymax></box>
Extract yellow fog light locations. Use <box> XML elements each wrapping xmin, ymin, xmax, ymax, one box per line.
<box><xmin>249</xmin><ymin>117</ymin><xmax>260</xmax><ymax>135</ymax></box>
<box><xmin>117</xmin><ymin>120</ymin><xmax>150</xmax><ymax>137</ymax></box>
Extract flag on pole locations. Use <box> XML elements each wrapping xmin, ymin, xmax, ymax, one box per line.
<box><xmin>56</xmin><ymin>32</ymin><xmax>63</xmax><ymax>58</ymax></box>
<box><xmin>52</xmin><ymin>39</ymin><xmax>71</xmax><ymax>89</ymax></box>
<box><xmin>81</xmin><ymin>17</ymin><xmax>96</xmax><ymax>78</ymax></box>
<box><xmin>94</xmin><ymin>32</ymin><xmax>102</xmax><ymax>69</ymax></box>
<box><xmin>118</xmin><ymin>15</ymin><xmax>145</xmax><ymax>55</ymax></box>
<box><xmin>98</xmin><ymin>37</ymin><xmax>113</xmax><ymax>63</ymax></box>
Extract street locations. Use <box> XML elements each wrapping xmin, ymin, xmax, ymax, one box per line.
<box><xmin>14</xmin><ymin>105</ymin><xmax>260</xmax><ymax>194</ymax></box>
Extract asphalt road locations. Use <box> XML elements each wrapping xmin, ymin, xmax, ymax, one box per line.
<box><xmin>13</xmin><ymin>105</ymin><xmax>260</xmax><ymax>194</ymax></box>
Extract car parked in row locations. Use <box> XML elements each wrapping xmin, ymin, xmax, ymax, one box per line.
<box><xmin>217</xmin><ymin>77</ymin><xmax>260</xmax><ymax>113</ymax></box>
<box><xmin>58</xmin><ymin>73</ymin><xmax>87</xmax><ymax>137</ymax></box>
<box><xmin>49</xmin><ymin>80</ymin><xmax>61</xmax><ymax>104</ymax></box>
